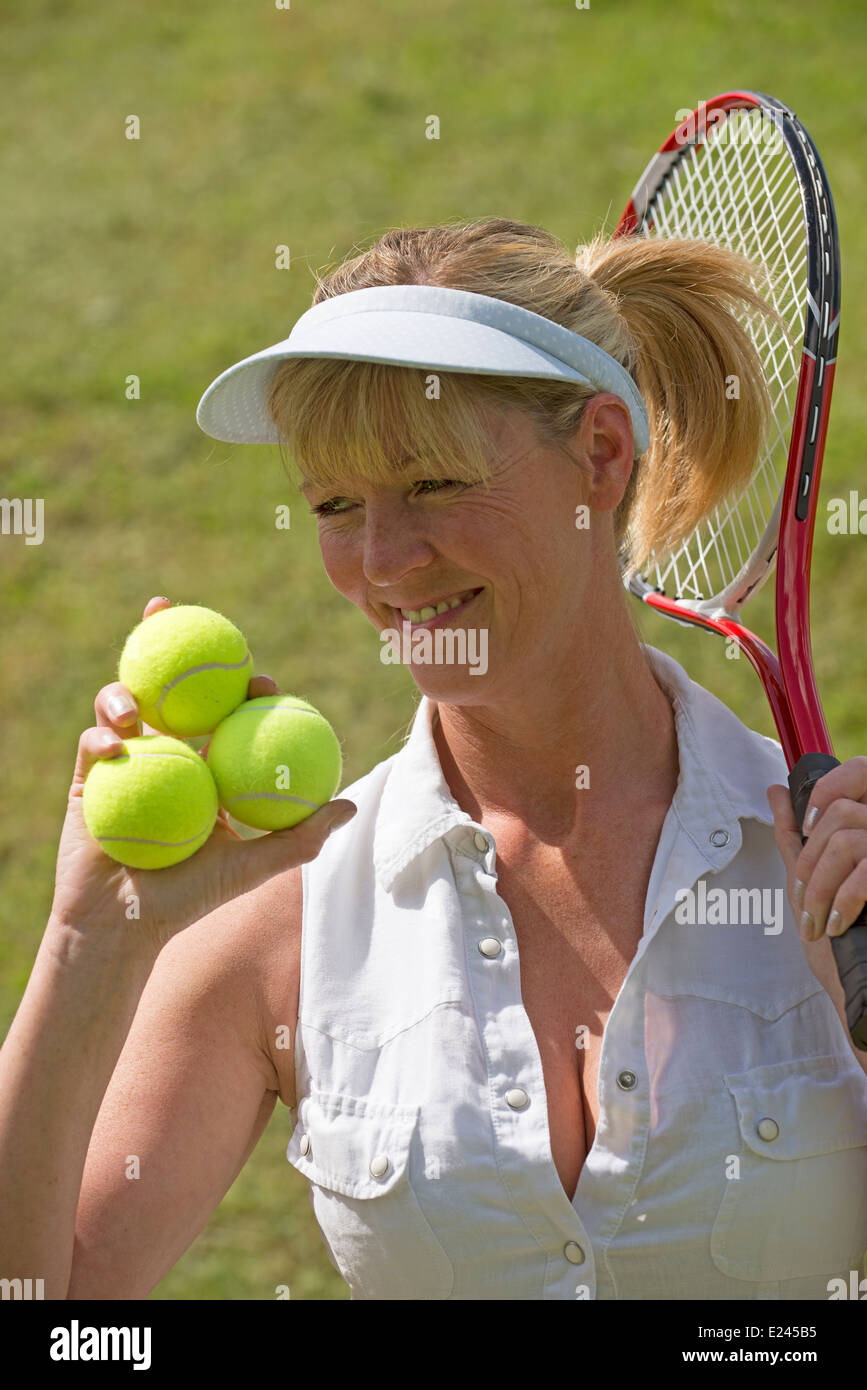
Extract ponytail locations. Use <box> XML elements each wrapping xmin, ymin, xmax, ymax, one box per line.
<box><xmin>575</xmin><ymin>232</ymin><xmax>781</xmax><ymax>571</ymax></box>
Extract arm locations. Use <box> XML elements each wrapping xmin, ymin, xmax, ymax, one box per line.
<box><xmin>66</xmin><ymin>867</ymin><xmax>302</xmax><ymax>1300</ymax></box>
<box><xmin>0</xmin><ymin>603</ymin><xmax>346</xmax><ymax>1300</ymax></box>
<box><xmin>0</xmin><ymin>920</ymin><xmax>160</xmax><ymax>1299</ymax></box>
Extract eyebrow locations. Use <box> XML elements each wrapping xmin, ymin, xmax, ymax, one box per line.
<box><xmin>299</xmin><ymin>457</ymin><xmax>421</xmax><ymax>496</ymax></box>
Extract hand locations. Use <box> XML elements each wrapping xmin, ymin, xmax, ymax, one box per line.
<box><xmin>767</xmin><ymin>756</ymin><xmax>867</xmax><ymax>942</ymax></box>
<box><xmin>50</xmin><ymin>596</ymin><xmax>357</xmax><ymax>956</ymax></box>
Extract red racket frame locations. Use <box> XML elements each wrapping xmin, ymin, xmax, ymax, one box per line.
<box><xmin>614</xmin><ymin>90</ymin><xmax>837</xmax><ymax>769</ymax></box>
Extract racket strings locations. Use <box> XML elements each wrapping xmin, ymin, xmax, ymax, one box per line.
<box><xmin>637</xmin><ymin>106</ymin><xmax>807</xmax><ymax>607</ymax></box>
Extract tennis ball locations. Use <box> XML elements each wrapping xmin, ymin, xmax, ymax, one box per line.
<box><xmin>206</xmin><ymin>695</ymin><xmax>343</xmax><ymax>830</ymax></box>
<box><xmin>82</xmin><ymin>735</ymin><xmax>220</xmax><ymax>869</ymax></box>
<box><xmin>118</xmin><ymin>604</ymin><xmax>253</xmax><ymax>737</ymax></box>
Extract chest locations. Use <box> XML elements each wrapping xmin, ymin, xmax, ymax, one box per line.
<box><xmin>493</xmin><ymin>838</ymin><xmax>653</xmax><ymax>1203</ymax></box>
<box><xmin>274</xmin><ymin>815</ymin><xmax>665</xmax><ymax>1201</ymax></box>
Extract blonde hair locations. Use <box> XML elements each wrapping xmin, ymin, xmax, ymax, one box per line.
<box><xmin>266</xmin><ymin>217</ymin><xmax>781</xmax><ymax>572</ymax></box>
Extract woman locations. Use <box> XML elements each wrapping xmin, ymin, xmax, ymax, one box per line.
<box><xmin>2</xmin><ymin>219</ymin><xmax>865</xmax><ymax>1301</ymax></box>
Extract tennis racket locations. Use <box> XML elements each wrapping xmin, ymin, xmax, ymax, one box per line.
<box><xmin>614</xmin><ymin>89</ymin><xmax>867</xmax><ymax>1049</ymax></box>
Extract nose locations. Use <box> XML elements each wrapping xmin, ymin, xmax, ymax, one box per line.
<box><xmin>361</xmin><ymin>498</ymin><xmax>438</xmax><ymax>586</ymax></box>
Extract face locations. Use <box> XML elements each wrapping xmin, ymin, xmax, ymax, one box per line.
<box><xmin>300</xmin><ymin>401</ymin><xmax>628</xmax><ymax>705</ymax></box>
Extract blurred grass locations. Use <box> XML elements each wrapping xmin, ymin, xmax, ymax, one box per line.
<box><xmin>1</xmin><ymin>0</ymin><xmax>866</xmax><ymax>1299</ymax></box>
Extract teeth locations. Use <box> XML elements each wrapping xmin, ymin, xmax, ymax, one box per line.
<box><xmin>400</xmin><ymin>590</ymin><xmax>477</xmax><ymax>622</ymax></box>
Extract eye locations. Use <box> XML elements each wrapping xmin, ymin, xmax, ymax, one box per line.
<box><xmin>308</xmin><ymin>479</ymin><xmax>466</xmax><ymax>517</ymax></box>
<box><xmin>308</xmin><ymin>496</ymin><xmax>351</xmax><ymax>517</ymax></box>
<box><xmin>414</xmin><ymin>479</ymin><xmax>465</xmax><ymax>496</ymax></box>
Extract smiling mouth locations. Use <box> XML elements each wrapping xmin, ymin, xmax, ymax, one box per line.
<box><xmin>396</xmin><ymin>588</ymin><xmax>483</xmax><ymax>624</ymax></box>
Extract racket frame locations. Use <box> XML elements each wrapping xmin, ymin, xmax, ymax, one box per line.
<box><xmin>614</xmin><ymin>89</ymin><xmax>841</xmax><ymax>767</ymax></box>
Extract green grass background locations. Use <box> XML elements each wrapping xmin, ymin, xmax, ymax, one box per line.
<box><xmin>1</xmin><ymin>0</ymin><xmax>866</xmax><ymax>1299</ymax></box>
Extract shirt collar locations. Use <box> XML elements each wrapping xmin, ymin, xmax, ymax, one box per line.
<box><xmin>373</xmin><ymin>643</ymin><xmax>785</xmax><ymax>893</ymax></box>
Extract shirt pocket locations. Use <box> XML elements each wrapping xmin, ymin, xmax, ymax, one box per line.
<box><xmin>286</xmin><ymin>1089</ymin><xmax>454</xmax><ymax>1300</ymax></box>
<box><xmin>710</xmin><ymin>1054</ymin><xmax>867</xmax><ymax>1283</ymax></box>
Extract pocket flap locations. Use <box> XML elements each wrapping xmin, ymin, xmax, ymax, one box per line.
<box><xmin>287</xmin><ymin>1090</ymin><xmax>420</xmax><ymax>1198</ymax></box>
<box><xmin>725</xmin><ymin>1054</ymin><xmax>867</xmax><ymax>1160</ymax></box>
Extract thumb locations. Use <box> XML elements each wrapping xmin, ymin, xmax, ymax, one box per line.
<box><xmin>314</xmin><ymin>799</ymin><xmax>359</xmax><ymax>834</ymax></box>
<box><xmin>224</xmin><ymin>799</ymin><xmax>359</xmax><ymax>898</ymax></box>
<box><xmin>766</xmin><ymin>783</ymin><xmax>803</xmax><ymax>878</ymax></box>
<box><xmin>273</xmin><ymin>798</ymin><xmax>359</xmax><ymax>851</ymax></box>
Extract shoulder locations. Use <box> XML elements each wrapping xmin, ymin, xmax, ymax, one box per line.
<box><xmin>129</xmin><ymin>863</ymin><xmax>304</xmax><ymax>1112</ymax></box>
<box><xmin>645</xmin><ymin>643</ymin><xmax>790</xmax><ymax>813</ymax></box>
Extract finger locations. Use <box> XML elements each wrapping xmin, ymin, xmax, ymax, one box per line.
<box><xmin>766</xmin><ymin>783</ymin><xmax>803</xmax><ymax>876</ymax></box>
<box><xmin>142</xmin><ymin>595</ymin><xmax>172</xmax><ymax>620</ymax></box>
<box><xmin>96</xmin><ymin>681</ymin><xmax>140</xmax><ymax>735</ymax></box>
<box><xmin>826</xmin><ymin>859</ymin><xmax>867</xmax><ymax>939</ymax></box>
<box><xmin>800</xmin><ymin>827</ymin><xmax>867</xmax><ymax>940</ymax></box>
<box><xmin>794</xmin><ymin>797</ymin><xmax>867</xmax><ymax>878</ymax></box>
<box><xmin>69</xmin><ymin>725</ymin><xmax>128</xmax><ymax>797</ymax></box>
<box><xmin>801</xmin><ymin>755</ymin><xmax>867</xmax><ymax>835</ymax></box>
<box><xmin>247</xmin><ymin>673</ymin><xmax>279</xmax><ymax>698</ymax></box>
<box><xmin>792</xmin><ymin>798</ymin><xmax>867</xmax><ymax>936</ymax></box>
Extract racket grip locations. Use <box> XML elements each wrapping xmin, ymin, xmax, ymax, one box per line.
<box><xmin>789</xmin><ymin>753</ymin><xmax>867</xmax><ymax>1051</ymax></box>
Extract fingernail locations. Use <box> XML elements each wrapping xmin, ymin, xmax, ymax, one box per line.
<box><xmin>804</xmin><ymin>806</ymin><xmax>820</xmax><ymax>833</ymax></box>
<box><xmin>800</xmin><ymin>910</ymin><xmax>816</xmax><ymax>941</ymax></box>
<box><xmin>827</xmin><ymin>910</ymin><xmax>844</xmax><ymax>937</ymax></box>
<box><xmin>793</xmin><ymin>878</ymin><xmax>805</xmax><ymax>907</ymax></box>
<box><xmin>107</xmin><ymin>695</ymin><xmax>136</xmax><ymax>720</ymax></box>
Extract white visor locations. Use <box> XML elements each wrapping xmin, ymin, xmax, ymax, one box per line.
<box><xmin>195</xmin><ymin>284</ymin><xmax>650</xmax><ymax>456</ymax></box>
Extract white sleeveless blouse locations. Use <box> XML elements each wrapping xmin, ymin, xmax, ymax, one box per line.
<box><xmin>288</xmin><ymin>645</ymin><xmax>867</xmax><ymax>1299</ymax></box>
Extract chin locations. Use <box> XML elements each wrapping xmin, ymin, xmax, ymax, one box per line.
<box><xmin>406</xmin><ymin>665</ymin><xmax>492</xmax><ymax>704</ymax></box>
<box><xmin>377</xmin><ymin>618</ymin><xmax>491</xmax><ymax>691</ymax></box>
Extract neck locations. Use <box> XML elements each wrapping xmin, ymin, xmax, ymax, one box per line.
<box><xmin>432</xmin><ymin>608</ymin><xmax>679</xmax><ymax>844</ymax></box>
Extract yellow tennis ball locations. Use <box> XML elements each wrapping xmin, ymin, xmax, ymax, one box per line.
<box><xmin>206</xmin><ymin>695</ymin><xmax>343</xmax><ymax>830</ymax></box>
<box><xmin>118</xmin><ymin>604</ymin><xmax>253</xmax><ymax>737</ymax></box>
<box><xmin>82</xmin><ymin>735</ymin><xmax>219</xmax><ymax>869</ymax></box>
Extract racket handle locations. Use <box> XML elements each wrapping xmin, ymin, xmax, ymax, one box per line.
<box><xmin>789</xmin><ymin>753</ymin><xmax>867</xmax><ymax>1050</ymax></box>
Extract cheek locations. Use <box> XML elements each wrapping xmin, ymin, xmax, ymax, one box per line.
<box><xmin>317</xmin><ymin>530</ymin><xmax>362</xmax><ymax>599</ymax></box>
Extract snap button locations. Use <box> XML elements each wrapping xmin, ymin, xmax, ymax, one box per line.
<box><xmin>617</xmin><ymin>1070</ymin><xmax>637</xmax><ymax>1091</ymax></box>
<box><xmin>757</xmin><ymin>1117</ymin><xmax>779</xmax><ymax>1142</ymax></box>
<box><xmin>300</xmin><ymin>1134</ymin><xmax>310</xmax><ymax>1156</ymax></box>
<box><xmin>505</xmin><ymin>1088</ymin><xmax>530</xmax><ymax>1109</ymax></box>
<box><xmin>564</xmin><ymin>1241</ymin><xmax>585</xmax><ymax>1265</ymax></box>
<box><xmin>710</xmin><ymin>829</ymin><xmax>730</xmax><ymax>847</ymax></box>
<box><xmin>369</xmin><ymin>1154</ymin><xmax>389</xmax><ymax>1177</ymax></box>
<box><xmin>478</xmin><ymin>937</ymin><xmax>503</xmax><ymax>957</ymax></box>
<box><xmin>473</xmin><ymin>830</ymin><xmax>489</xmax><ymax>852</ymax></box>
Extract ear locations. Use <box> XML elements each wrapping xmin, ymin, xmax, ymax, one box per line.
<box><xmin>573</xmin><ymin>393</ymin><xmax>635</xmax><ymax>511</ymax></box>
